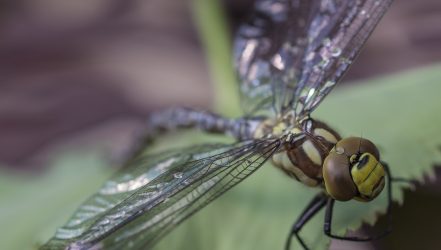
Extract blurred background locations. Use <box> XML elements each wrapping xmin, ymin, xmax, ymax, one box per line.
<box><xmin>1</xmin><ymin>0</ymin><xmax>441</xmax><ymax>171</ymax></box>
<box><xmin>1</xmin><ymin>0</ymin><xmax>441</xmax><ymax>249</ymax></box>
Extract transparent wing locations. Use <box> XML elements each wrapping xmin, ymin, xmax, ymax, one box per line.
<box><xmin>41</xmin><ymin>138</ymin><xmax>283</xmax><ymax>250</ymax></box>
<box><xmin>234</xmin><ymin>0</ymin><xmax>392</xmax><ymax>118</ymax></box>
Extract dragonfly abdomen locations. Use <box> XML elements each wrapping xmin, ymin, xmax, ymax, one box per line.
<box><xmin>272</xmin><ymin>119</ymin><xmax>341</xmax><ymax>187</ymax></box>
<box><xmin>146</xmin><ymin>107</ymin><xmax>263</xmax><ymax>140</ymax></box>
<box><xmin>125</xmin><ymin>108</ymin><xmax>264</xmax><ymax>160</ymax></box>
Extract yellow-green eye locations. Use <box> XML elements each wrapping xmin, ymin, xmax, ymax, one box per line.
<box><xmin>351</xmin><ymin>153</ymin><xmax>385</xmax><ymax>202</ymax></box>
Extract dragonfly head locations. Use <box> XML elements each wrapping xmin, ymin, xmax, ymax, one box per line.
<box><xmin>322</xmin><ymin>137</ymin><xmax>386</xmax><ymax>202</ymax></box>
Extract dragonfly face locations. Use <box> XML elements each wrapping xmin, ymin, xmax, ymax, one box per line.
<box><xmin>254</xmin><ymin>115</ymin><xmax>385</xmax><ymax>201</ymax></box>
<box><xmin>323</xmin><ymin>137</ymin><xmax>386</xmax><ymax>201</ymax></box>
<box><xmin>41</xmin><ymin>1</ymin><xmax>397</xmax><ymax>250</ymax></box>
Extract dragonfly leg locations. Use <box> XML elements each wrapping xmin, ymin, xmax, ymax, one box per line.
<box><xmin>285</xmin><ymin>192</ymin><xmax>328</xmax><ymax>250</ymax></box>
<box><xmin>324</xmin><ymin>162</ymin><xmax>395</xmax><ymax>242</ymax></box>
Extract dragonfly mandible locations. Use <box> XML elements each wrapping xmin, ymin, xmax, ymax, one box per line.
<box><xmin>41</xmin><ymin>0</ymin><xmax>405</xmax><ymax>249</ymax></box>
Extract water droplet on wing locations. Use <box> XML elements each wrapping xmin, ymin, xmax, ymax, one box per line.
<box><xmin>173</xmin><ymin>172</ymin><xmax>183</xmax><ymax>179</ymax></box>
<box><xmin>330</xmin><ymin>47</ymin><xmax>342</xmax><ymax>57</ymax></box>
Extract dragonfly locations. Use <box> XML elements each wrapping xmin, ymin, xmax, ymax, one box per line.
<box><xmin>41</xmin><ymin>0</ymin><xmax>406</xmax><ymax>249</ymax></box>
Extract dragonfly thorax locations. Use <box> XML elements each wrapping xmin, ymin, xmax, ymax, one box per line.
<box><xmin>270</xmin><ymin>118</ymin><xmax>340</xmax><ymax>187</ymax></box>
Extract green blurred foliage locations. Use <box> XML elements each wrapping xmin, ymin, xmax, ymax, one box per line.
<box><xmin>0</xmin><ymin>152</ymin><xmax>113</xmax><ymax>250</ymax></box>
<box><xmin>192</xmin><ymin>0</ymin><xmax>240</xmax><ymax>117</ymax></box>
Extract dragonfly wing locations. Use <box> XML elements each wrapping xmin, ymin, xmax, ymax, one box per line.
<box><xmin>291</xmin><ymin>0</ymin><xmax>392</xmax><ymax>119</ymax></box>
<box><xmin>234</xmin><ymin>0</ymin><xmax>312</xmax><ymax>116</ymax></box>
<box><xmin>234</xmin><ymin>0</ymin><xmax>392</xmax><ymax>117</ymax></box>
<box><xmin>41</xmin><ymin>139</ymin><xmax>283</xmax><ymax>250</ymax></box>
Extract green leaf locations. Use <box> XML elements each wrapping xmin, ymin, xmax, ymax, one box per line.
<box><xmin>0</xmin><ymin>152</ymin><xmax>113</xmax><ymax>250</ymax></box>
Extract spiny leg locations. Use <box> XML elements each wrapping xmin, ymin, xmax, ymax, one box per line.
<box><xmin>285</xmin><ymin>192</ymin><xmax>328</xmax><ymax>250</ymax></box>
<box><xmin>323</xmin><ymin>162</ymin><xmax>396</xmax><ymax>242</ymax></box>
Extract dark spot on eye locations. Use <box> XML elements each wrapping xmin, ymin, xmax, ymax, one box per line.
<box><xmin>357</xmin><ymin>154</ymin><xmax>369</xmax><ymax>169</ymax></box>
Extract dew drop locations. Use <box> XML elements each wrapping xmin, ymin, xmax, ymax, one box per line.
<box><xmin>319</xmin><ymin>58</ymin><xmax>330</xmax><ymax>68</ymax></box>
<box><xmin>101</xmin><ymin>218</ymin><xmax>110</xmax><ymax>224</ymax></box>
<box><xmin>330</xmin><ymin>47</ymin><xmax>342</xmax><ymax>57</ymax></box>
<box><xmin>313</xmin><ymin>61</ymin><xmax>327</xmax><ymax>73</ymax></box>
<box><xmin>173</xmin><ymin>172</ymin><xmax>183</xmax><ymax>179</ymax></box>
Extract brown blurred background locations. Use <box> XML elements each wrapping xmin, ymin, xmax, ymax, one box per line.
<box><xmin>1</xmin><ymin>0</ymin><xmax>441</xmax><ymax>171</ymax></box>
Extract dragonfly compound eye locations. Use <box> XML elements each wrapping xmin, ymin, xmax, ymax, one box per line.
<box><xmin>323</xmin><ymin>137</ymin><xmax>385</xmax><ymax>202</ymax></box>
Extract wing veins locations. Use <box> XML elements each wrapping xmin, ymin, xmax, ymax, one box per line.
<box><xmin>114</xmin><ymin>138</ymin><xmax>283</xmax><ymax>249</ymax></box>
